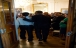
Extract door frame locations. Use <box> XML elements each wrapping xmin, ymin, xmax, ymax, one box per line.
<box><xmin>65</xmin><ymin>0</ymin><xmax>75</xmax><ymax>48</ymax></box>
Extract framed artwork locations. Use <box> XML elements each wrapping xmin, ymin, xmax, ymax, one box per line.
<box><xmin>33</xmin><ymin>3</ymin><xmax>48</xmax><ymax>13</ymax></box>
<box><xmin>15</xmin><ymin>8</ymin><xmax>22</xmax><ymax>13</ymax></box>
<box><xmin>61</xmin><ymin>8</ymin><xmax>68</xmax><ymax>14</ymax></box>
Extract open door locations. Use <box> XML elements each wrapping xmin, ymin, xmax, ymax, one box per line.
<box><xmin>0</xmin><ymin>0</ymin><xmax>18</xmax><ymax>48</ymax></box>
<box><xmin>65</xmin><ymin>0</ymin><xmax>76</xmax><ymax>48</ymax></box>
<box><xmin>69</xmin><ymin>0</ymin><xmax>76</xmax><ymax>48</ymax></box>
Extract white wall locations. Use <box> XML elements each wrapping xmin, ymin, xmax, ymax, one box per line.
<box><xmin>37</xmin><ymin>0</ymin><xmax>69</xmax><ymax>13</ymax></box>
<box><xmin>14</xmin><ymin>0</ymin><xmax>69</xmax><ymax>13</ymax></box>
<box><xmin>48</xmin><ymin>2</ymin><xmax>54</xmax><ymax>13</ymax></box>
<box><xmin>22</xmin><ymin>4</ymin><xmax>33</xmax><ymax>13</ymax></box>
<box><xmin>54</xmin><ymin>2</ymin><xmax>69</xmax><ymax>12</ymax></box>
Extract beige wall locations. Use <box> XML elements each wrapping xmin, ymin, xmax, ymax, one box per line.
<box><xmin>37</xmin><ymin>0</ymin><xmax>69</xmax><ymax>13</ymax></box>
<box><xmin>22</xmin><ymin>4</ymin><xmax>33</xmax><ymax>13</ymax></box>
<box><xmin>14</xmin><ymin>0</ymin><xmax>69</xmax><ymax>13</ymax></box>
<box><xmin>54</xmin><ymin>2</ymin><xmax>69</xmax><ymax>12</ymax></box>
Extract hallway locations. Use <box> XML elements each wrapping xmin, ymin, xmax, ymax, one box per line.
<box><xmin>16</xmin><ymin>32</ymin><xmax>65</xmax><ymax>48</ymax></box>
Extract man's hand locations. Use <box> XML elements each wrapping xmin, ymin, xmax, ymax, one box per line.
<box><xmin>61</xmin><ymin>20</ymin><xmax>64</xmax><ymax>22</ymax></box>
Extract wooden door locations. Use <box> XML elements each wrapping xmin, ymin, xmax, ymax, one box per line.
<box><xmin>65</xmin><ymin>0</ymin><xmax>76</xmax><ymax>48</ymax></box>
<box><xmin>0</xmin><ymin>0</ymin><xmax>18</xmax><ymax>48</ymax></box>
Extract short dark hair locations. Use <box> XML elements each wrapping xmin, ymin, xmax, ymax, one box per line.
<box><xmin>35</xmin><ymin>10</ymin><xmax>43</xmax><ymax>15</ymax></box>
<box><xmin>22</xmin><ymin>12</ymin><xmax>29</xmax><ymax>16</ymax></box>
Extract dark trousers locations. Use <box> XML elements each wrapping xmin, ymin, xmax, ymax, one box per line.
<box><xmin>60</xmin><ymin>27</ymin><xmax>66</xmax><ymax>35</ymax></box>
<box><xmin>25</xmin><ymin>25</ymin><xmax>33</xmax><ymax>41</ymax></box>
<box><xmin>19</xmin><ymin>25</ymin><xmax>33</xmax><ymax>40</ymax></box>
<box><xmin>19</xmin><ymin>25</ymin><xmax>26</xmax><ymax>39</ymax></box>
<box><xmin>42</xmin><ymin>27</ymin><xmax>49</xmax><ymax>40</ymax></box>
<box><xmin>35</xmin><ymin>26</ymin><xmax>49</xmax><ymax>40</ymax></box>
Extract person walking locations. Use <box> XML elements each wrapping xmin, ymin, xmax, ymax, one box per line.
<box><xmin>16</xmin><ymin>12</ymin><xmax>34</xmax><ymax>42</ymax></box>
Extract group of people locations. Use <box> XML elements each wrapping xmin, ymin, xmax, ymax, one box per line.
<box><xmin>50</xmin><ymin>12</ymin><xmax>68</xmax><ymax>40</ymax></box>
<box><xmin>16</xmin><ymin>10</ymin><xmax>68</xmax><ymax>42</ymax></box>
<box><xmin>16</xmin><ymin>11</ymin><xmax>51</xmax><ymax>42</ymax></box>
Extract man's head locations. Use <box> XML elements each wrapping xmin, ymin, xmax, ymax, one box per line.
<box><xmin>43</xmin><ymin>12</ymin><xmax>48</xmax><ymax>16</ymax></box>
<box><xmin>35</xmin><ymin>10</ymin><xmax>43</xmax><ymax>15</ymax></box>
<box><xmin>22</xmin><ymin>12</ymin><xmax>29</xmax><ymax>16</ymax></box>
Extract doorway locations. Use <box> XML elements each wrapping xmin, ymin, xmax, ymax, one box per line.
<box><xmin>1</xmin><ymin>0</ymin><xmax>76</xmax><ymax>48</ymax></box>
<box><xmin>14</xmin><ymin>0</ymin><xmax>68</xmax><ymax>48</ymax></box>
<box><xmin>33</xmin><ymin>3</ymin><xmax>48</xmax><ymax>13</ymax></box>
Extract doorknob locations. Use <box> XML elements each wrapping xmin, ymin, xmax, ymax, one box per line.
<box><xmin>4</xmin><ymin>29</ymin><xmax>6</xmax><ymax>33</ymax></box>
<box><xmin>0</xmin><ymin>29</ymin><xmax>6</xmax><ymax>34</ymax></box>
<box><xmin>0</xmin><ymin>29</ymin><xmax>4</xmax><ymax>34</ymax></box>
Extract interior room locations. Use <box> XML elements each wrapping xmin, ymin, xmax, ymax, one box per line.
<box><xmin>14</xmin><ymin>0</ymin><xmax>69</xmax><ymax>48</ymax></box>
<box><xmin>0</xmin><ymin>0</ymin><xmax>76</xmax><ymax>48</ymax></box>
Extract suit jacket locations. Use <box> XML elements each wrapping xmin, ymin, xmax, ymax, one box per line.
<box><xmin>23</xmin><ymin>14</ymin><xmax>51</xmax><ymax>28</ymax></box>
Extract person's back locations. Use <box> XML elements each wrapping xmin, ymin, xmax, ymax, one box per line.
<box><xmin>59</xmin><ymin>14</ymin><xmax>68</xmax><ymax>40</ymax></box>
<box><xmin>43</xmin><ymin>12</ymin><xmax>51</xmax><ymax>28</ymax></box>
<box><xmin>17</xmin><ymin>17</ymin><xmax>25</xmax><ymax>25</ymax></box>
<box><xmin>32</xmin><ymin>11</ymin><xmax>51</xmax><ymax>42</ymax></box>
<box><xmin>16</xmin><ymin>13</ymin><xmax>26</xmax><ymax>39</ymax></box>
<box><xmin>16</xmin><ymin>13</ymin><xmax>26</xmax><ymax>27</ymax></box>
<box><xmin>16</xmin><ymin>12</ymin><xmax>34</xmax><ymax>41</ymax></box>
<box><xmin>32</xmin><ymin>14</ymin><xmax>45</xmax><ymax>27</ymax></box>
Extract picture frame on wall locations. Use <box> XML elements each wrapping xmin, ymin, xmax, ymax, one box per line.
<box><xmin>61</xmin><ymin>8</ymin><xmax>68</xmax><ymax>14</ymax></box>
<box><xmin>33</xmin><ymin>3</ymin><xmax>48</xmax><ymax>13</ymax></box>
